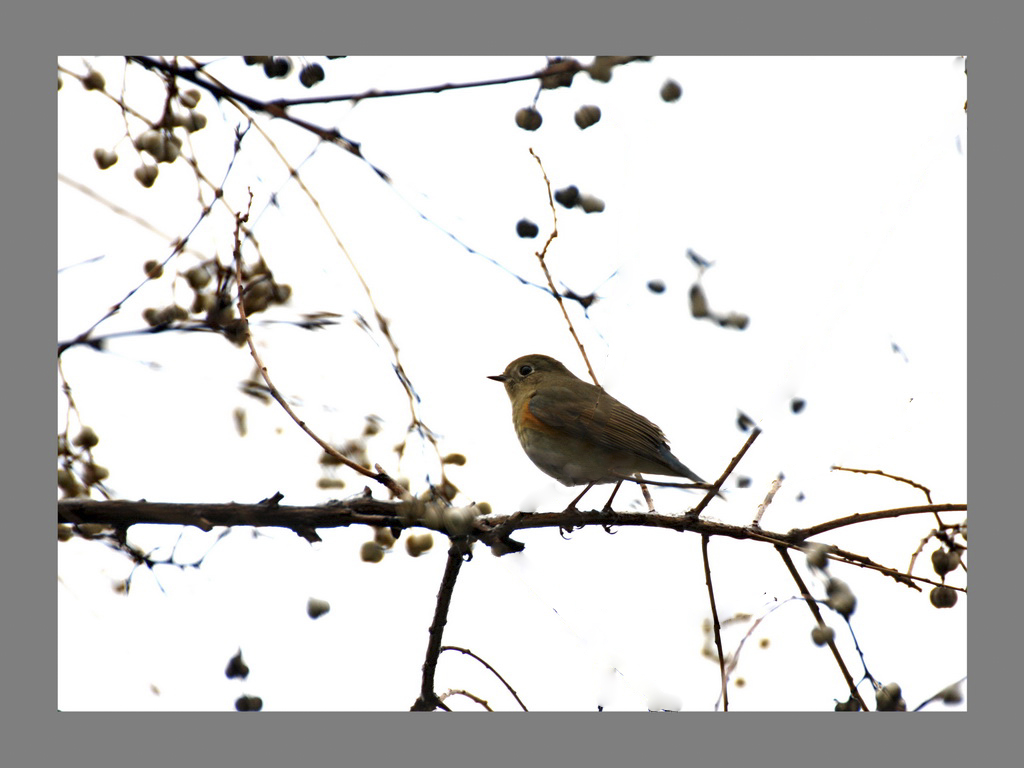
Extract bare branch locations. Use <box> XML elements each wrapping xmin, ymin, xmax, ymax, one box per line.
<box><xmin>230</xmin><ymin>207</ymin><xmax>408</xmax><ymax>498</ymax></box>
<box><xmin>441</xmin><ymin>646</ymin><xmax>528</xmax><ymax>711</ymax></box>
<box><xmin>127</xmin><ymin>57</ymin><xmax>370</xmax><ymax>163</ymax></box>
<box><xmin>789</xmin><ymin>504</ymin><xmax>966</xmax><ymax>540</ymax></box>
<box><xmin>752</xmin><ymin>472</ymin><xmax>783</xmax><ymax>528</ymax></box>
<box><xmin>412</xmin><ymin>544</ymin><xmax>468</xmax><ymax>711</ymax></box>
<box><xmin>58</xmin><ymin>496</ymin><xmax>406</xmax><ymax>535</ymax></box>
<box><xmin>438</xmin><ymin>689</ymin><xmax>493</xmax><ymax>711</ymax></box>
<box><xmin>775</xmin><ymin>545</ymin><xmax>869</xmax><ymax>711</ymax></box>
<box><xmin>688</xmin><ymin>427</ymin><xmax>761</xmax><ymax>517</ymax></box>
<box><xmin>59</xmin><ymin>496</ymin><xmax>964</xmax><ymax>601</ymax></box>
<box><xmin>528</xmin><ymin>149</ymin><xmax>598</xmax><ymax>387</ymax></box>
<box><xmin>831</xmin><ymin>465</ymin><xmax>934</xmax><ymax>505</ymax></box>
<box><xmin>269</xmin><ymin>67</ymin><xmax>555</xmax><ymax>108</ymax></box>
<box><xmin>701</xmin><ymin>535</ymin><xmax>728</xmax><ymax>710</ymax></box>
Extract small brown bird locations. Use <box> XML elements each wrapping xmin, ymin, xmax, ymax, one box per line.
<box><xmin>489</xmin><ymin>354</ymin><xmax>718</xmax><ymax>510</ymax></box>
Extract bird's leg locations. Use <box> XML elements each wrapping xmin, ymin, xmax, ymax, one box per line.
<box><xmin>559</xmin><ymin>483</ymin><xmax>596</xmax><ymax>537</ymax></box>
<box><xmin>563</xmin><ymin>483</ymin><xmax>595</xmax><ymax>512</ymax></box>
<box><xmin>599</xmin><ymin>480</ymin><xmax>625</xmax><ymax>533</ymax></box>
<box><xmin>600</xmin><ymin>480</ymin><xmax>624</xmax><ymax>513</ymax></box>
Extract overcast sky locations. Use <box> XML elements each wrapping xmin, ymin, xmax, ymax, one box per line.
<box><xmin>58</xmin><ymin>56</ymin><xmax>966</xmax><ymax>711</ymax></box>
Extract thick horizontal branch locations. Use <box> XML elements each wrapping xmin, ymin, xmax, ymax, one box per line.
<box><xmin>58</xmin><ymin>496</ymin><xmax>765</xmax><ymax>541</ymax></box>
<box><xmin>58</xmin><ymin>496</ymin><xmax>404</xmax><ymax>537</ymax></box>
<box><xmin>59</xmin><ymin>497</ymin><xmax>960</xmax><ymax>558</ymax></box>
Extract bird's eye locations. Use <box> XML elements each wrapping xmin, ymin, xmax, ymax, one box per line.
<box><xmin>518</xmin><ymin>364</ymin><xmax>533</xmax><ymax>376</ymax></box>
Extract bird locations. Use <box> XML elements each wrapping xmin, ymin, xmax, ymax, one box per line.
<box><xmin>489</xmin><ymin>354</ymin><xmax>719</xmax><ymax>510</ymax></box>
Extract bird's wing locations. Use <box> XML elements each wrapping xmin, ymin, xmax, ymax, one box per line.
<box><xmin>528</xmin><ymin>384</ymin><xmax>671</xmax><ymax>457</ymax></box>
<box><xmin>530</xmin><ymin>384</ymin><xmax>710</xmax><ymax>486</ymax></box>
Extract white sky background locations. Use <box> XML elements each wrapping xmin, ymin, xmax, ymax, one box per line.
<box><xmin>57</xmin><ymin>56</ymin><xmax>966</xmax><ymax>711</ymax></box>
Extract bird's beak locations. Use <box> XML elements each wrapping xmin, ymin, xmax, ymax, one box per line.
<box><xmin>487</xmin><ymin>374</ymin><xmax>509</xmax><ymax>383</ymax></box>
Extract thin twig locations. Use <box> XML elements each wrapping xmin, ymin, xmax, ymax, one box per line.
<box><xmin>907</xmin><ymin>530</ymin><xmax>941</xmax><ymax>581</ymax></box>
<box><xmin>57</xmin><ymin>316</ymin><xmax>341</xmax><ymax>354</ymax></box>
<box><xmin>714</xmin><ymin>601</ymin><xmax>792</xmax><ymax>710</ymax></box>
<box><xmin>57</xmin><ymin>174</ymin><xmax>209</xmax><ymax>261</ymax></box>
<box><xmin>438</xmin><ymin>689</ymin><xmax>493</xmax><ymax>711</ymax></box>
<box><xmin>906</xmin><ymin>520</ymin><xmax>967</xmax><ymax>579</ymax></box>
<box><xmin>441</xmin><ymin>646</ymin><xmax>528</xmax><ymax>711</ymax></box>
<box><xmin>775</xmin><ymin>545</ymin><xmax>869</xmax><ymax>711</ymax></box>
<box><xmin>689</xmin><ymin>428</ymin><xmax>761</xmax><ymax>517</ymax></box>
<box><xmin>528</xmin><ymin>149</ymin><xmax>599</xmax><ymax>386</ymax></box>
<box><xmin>831</xmin><ymin>465</ymin><xmax>933</xmax><ymax>505</ymax></box>
<box><xmin>789</xmin><ymin>504</ymin><xmax>966</xmax><ymax>540</ymax></box>
<box><xmin>196</xmin><ymin>62</ymin><xmax>448</xmax><ymax>482</ymax></box>
<box><xmin>58</xmin><ymin>63</ymin><xmax>258</xmax><ymax>354</ymax></box>
<box><xmin>752</xmin><ymin>473</ymin><xmax>783</xmax><ymax>528</ymax></box>
<box><xmin>57</xmin><ymin>359</ymin><xmax>112</xmax><ymax>501</ymax></box>
<box><xmin>701</xmin><ymin>534</ymin><xmax>728</xmax><ymax>710</ymax></box>
<box><xmin>230</xmin><ymin>205</ymin><xmax>407</xmax><ymax>497</ymax></box>
<box><xmin>128</xmin><ymin>57</ymin><xmax>369</xmax><ymax>161</ymax></box>
<box><xmin>912</xmin><ymin>675</ymin><xmax>967</xmax><ymax>711</ymax></box>
<box><xmin>637</xmin><ymin>474</ymin><xmax>656</xmax><ymax>512</ymax></box>
<box><xmin>824</xmin><ymin>545</ymin><xmax>922</xmax><ymax>591</ymax></box>
<box><xmin>57</xmin><ymin>209</ymin><xmax>200</xmax><ymax>357</ymax></box>
<box><xmin>267</xmin><ymin>66</ymin><xmax>562</xmax><ymax>108</ymax></box>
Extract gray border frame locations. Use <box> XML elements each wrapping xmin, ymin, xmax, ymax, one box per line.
<box><xmin>16</xmin><ymin>0</ymin><xmax>1014</xmax><ymax>765</ymax></box>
